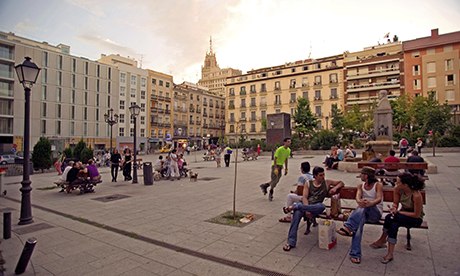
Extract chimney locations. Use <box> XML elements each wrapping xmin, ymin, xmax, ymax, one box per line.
<box><xmin>431</xmin><ymin>29</ymin><xmax>439</xmax><ymax>37</ymax></box>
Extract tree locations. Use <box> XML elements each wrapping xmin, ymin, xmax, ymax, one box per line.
<box><xmin>391</xmin><ymin>94</ymin><xmax>411</xmax><ymax>133</ymax></box>
<box><xmin>422</xmin><ymin>92</ymin><xmax>452</xmax><ymax>156</ymax></box>
<box><xmin>330</xmin><ymin>104</ymin><xmax>345</xmax><ymax>131</ymax></box>
<box><xmin>343</xmin><ymin>104</ymin><xmax>364</xmax><ymax>131</ymax></box>
<box><xmin>80</xmin><ymin>147</ymin><xmax>94</xmax><ymax>164</ymax></box>
<box><xmin>293</xmin><ymin>97</ymin><xmax>318</xmax><ymax>137</ymax></box>
<box><xmin>32</xmin><ymin>137</ymin><xmax>52</xmax><ymax>172</ymax></box>
<box><xmin>73</xmin><ymin>139</ymin><xmax>87</xmax><ymax>161</ymax></box>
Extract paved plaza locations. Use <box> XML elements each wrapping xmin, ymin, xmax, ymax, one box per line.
<box><xmin>1</xmin><ymin>150</ymin><xmax>460</xmax><ymax>276</ymax></box>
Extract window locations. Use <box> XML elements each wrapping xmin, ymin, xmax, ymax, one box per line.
<box><xmin>275</xmin><ymin>95</ymin><xmax>281</xmax><ymax>105</ymax></box>
<box><xmin>120</xmin><ymin>100</ymin><xmax>125</xmax><ymax>110</ymax></box>
<box><xmin>261</xmin><ymin>110</ymin><xmax>266</xmax><ymax>120</ymax></box>
<box><xmin>159</xmin><ymin>80</ymin><xmax>164</xmax><ymax>86</ymax></box>
<box><xmin>72</xmin><ymin>74</ymin><xmax>76</xmax><ymax>88</ymax></box>
<box><xmin>58</xmin><ymin>55</ymin><xmax>63</xmax><ymax>69</ymax></box>
<box><xmin>42</xmin><ymin>102</ymin><xmax>47</xmax><ymax>117</ymax></box>
<box><xmin>329</xmin><ymin>73</ymin><xmax>338</xmax><ymax>83</ymax></box>
<box><xmin>251</xmin><ymin>97</ymin><xmax>256</xmax><ymax>107</ymax></box>
<box><xmin>141</xmin><ymin>103</ymin><xmax>145</xmax><ymax>112</ymax></box>
<box><xmin>261</xmin><ymin>83</ymin><xmax>266</xmax><ymax>92</ymax></box>
<box><xmin>230</xmin><ymin>113</ymin><xmax>235</xmax><ymax>123</ymax></box>
<box><xmin>108</xmin><ymin>67</ymin><xmax>112</xmax><ymax>79</ymax></box>
<box><xmin>84</xmin><ymin>107</ymin><xmax>88</xmax><ymax>120</ymax></box>
<box><xmin>120</xmin><ymin>73</ymin><xmax>126</xmax><ymax>83</ymax></box>
<box><xmin>107</xmin><ymin>95</ymin><xmax>111</xmax><ymax>108</ymax></box>
<box><xmin>141</xmin><ymin>91</ymin><xmax>145</xmax><ymax>99</ymax></box>
<box><xmin>251</xmin><ymin>111</ymin><xmax>256</xmax><ymax>121</ymax></box>
<box><xmin>97</xmin><ymin>65</ymin><xmax>100</xmax><ymax>77</ymax></box>
<box><xmin>96</xmin><ymin>123</ymin><xmax>99</xmax><ymax>137</ymax></box>
<box><xmin>412</xmin><ymin>51</ymin><xmax>420</xmax><ymax>58</ymax></box>
<box><xmin>330</xmin><ymin>88</ymin><xmax>338</xmax><ymax>99</ymax></box>
<box><xmin>166</xmin><ymin>82</ymin><xmax>170</xmax><ymax>88</ymax></box>
<box><xmin>274</xmin><ymin>81</ymin><xmax>281</xmax><ymax>90</ymax></box>
<box><xmin>56</xmin><ymin>88</ymin><xmax>62</xmax><ymax>102</ymax></box>
<box><xmin>84</xmin><ymin>92</ymin><xmax>88</xmax><ymax>105</ymax></box>
<box><xmin>140</xmin><ymin>116</ymin><xmax>145</xmax><ymax>125</ymax></box>
<box><xmin>250</xmin><ymin>85</ymin><xmax>256</xmax><ymax>93</ymax></box>
<box><xmin>229</xmin><ymin>88</ymin><xmax>235</xmax><ymax>96</ymax></box>
<box><xmin>240</xmin><ymin>99</ymin><xmax>246</xmax><ymax>108</ymax></box>
<box><xmin>56</xmin><ymin>121</ymin><xmax>61</xmax><ymax>135</ymax></box>
<box><xmin>42</xmin><ymin>68</ymin><xmax>47</xmax><ymax>83</ymax></box>
<box><xmin>41</xmin><ymin>120</ymin><xmax>46</xmax><ymax>134</ymax></box>
<box><xmin>71</xmin><ymin>106</ymin><xmax>75</xmax><ymax>119</ymax></box>
<box><xmin>427</xmin><ymin>77</ymin><xmax>436</xmax><ymax>88</ymax></box>
<box><xmin>290</xmin><ymin>79</ymin><xmax>296</xmax><ymax>88</ymax></box>
<box><xmin>95</xmin><ymin>109</ymin><xmax>99</xmax><ymax>120</ymax></box>
<box><xmin>119</xmin><ymin>86</ymin><xmax>126</xmax><ymax>97</ymax></box>
<box><xmin>70</xmin><ymin>122</ymin><xmax>75</xmax><ymax>136</ymax></box>
<box><xmin>413</xmin><ymin>79</ymin><xmax>421</xmax><ymax>90</ymax></box>
<box><xmin>412</xmin><ymin>65</ymin><xmax>420</xmax><ymax>76</ymax></box>
<box><xmin>240</xmin><ymin>111</ymin><xmax>246</xmax><ymax>121</ymax></box>
<box><xmin>446</xmin><ymin>90</ymin><xmax>455</xmax><ymax>101</ymax></box>
<box><xmin>41</xmin><ymin>86</ymin><xmax>47</xmax><ymax>100</ymax></box>
<box><xmin>108</xmin><ymin>82</ymin><xmax>111</xmax><ymax>93</ymax></box>
<box><xmin>72</xmin><ymin>59</ymin><xmax>76</xmax><ymax>72</ymax></box>
<box><xmin>130</xmin><ymin>88</ymin><xmax>136</xmax><ymax>98</ymax></box>
<box><xmin>96</xmin><ymin>79</ymin><xmax>100</xmax><ymax>92</ymax></box>
<box><xmin>303</xmin><ymin>91</ymin><xmax>308</xmax><ymax>99</ymax></box>
<box><xmin>315</xmin><ymin>90</ymin><xmax>321</xmax><ymax>100</ymax></box>
<box><xmin>446</xmin><ymin>74</ymin><xmax>455</xmax><ymax>86</ymax></box>
<box><xmin>314</xmin><ymin>76</ymin><xmax>321</xmax><ymax>85</ymax></box>
<box><xmin>445</xmin><ymin>59</ymin><xmax>454</xmax><ymax>71</ymax></box>
<box><xmin>230</xmin><ymin>125</ymin><xmax>235</xmax><ymax>133</ymax></box>
<box><xmin>119</xmin><ymin>114</ymin><xmax>125</xmax><ymax>124</ymax></box>
<box><xmin>85</xmin><ymin>62</ymin><xmax>89</xmax><ymax>75</ymax></box>
<box><xmin>290</xmin><ymin>93</ymin><xmax>296</xmax><ymax>102</ymax></box>
<box><xmin>427</xmin><ymin>62</ymin><xmax>436</xmax><ymax>73</ymax></box>
<box><xmin>119</xmin><ymin>127</ymin><xmax>125</xmax><ymax>137</ymax></box>
<box><xmin>84</xmin><ymin>77</ymin><xmax>88</xmax><ymax>90</ymax></box>
<box><xmin>302</xmin><ymin>77</ymin><xmax>308</xmax><ymax>87</ymax></box>
<box><xmin>131</xmin><ymin>75</ymin><xmax>137</xmax><ymax>85</ymax></box>
<box><xmin>315</xmin><ymin>106</ymin><xmax>322</xmax><ymax>117</ymax></box>
<box><xmin>71</xmin><ymin>90</ymin><xmax>75</xmax><ymax>104</ymax></box>
<box><xmin>42</xmin><ymin>52</ymin><xmax>49</xmax><ymax>67</ymax></box>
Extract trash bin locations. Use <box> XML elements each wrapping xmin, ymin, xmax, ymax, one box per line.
<box><xmin>143</xmin><ymin>162</ymin><xmax>153</xmax><ymax>185</ymax></box>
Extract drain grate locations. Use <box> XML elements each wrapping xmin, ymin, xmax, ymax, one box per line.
<box><xmin>13</xmin><ymin>223</ymin><xmax>54</xmax><ymax>235</ymax></box>
<box><xmin>92</xmin><ymin>194</ymin><xmax>131</xmax><ymax>202</ymax></box>
<box><xmin>198</xmin><ymin>177</ymin><xmax>219</xmax><ymax>181</ymax></box>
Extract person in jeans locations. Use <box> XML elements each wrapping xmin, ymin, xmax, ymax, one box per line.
<box><xmin>259</xmin><ymin>137</ymin><xmax>292</xmax><ymax>201</ymax></box>
<box><xmin>110</xmin><ymin>148</ymin><xmax>122</xmax><ymax>182</ymax></box>
<box><xmin>282</xmin><ymin>166</ymin><xmax>344</xmax><ymax>251</ymax></box>
<box><xmin>371</xmin><ymin>172</ymin><xmax>425</xmax><ymax>264</ymax></box>
<box><xmin>336</xmin><ymin>166</ymin><xmax>383</xmax><ymax>264</ymax></box>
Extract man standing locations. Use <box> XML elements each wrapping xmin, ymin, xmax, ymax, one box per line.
<box><xmin>224</xmin><ymin>145</ymin><xmax>232</xmax><ymax>167</ymax></box>
<box><xmin>336</xmin><ymin>167</ymin><xmax>383</xmax><ymax>264</ymax></box>
<box><xmin>399</xmin><ymin>138</ymin><xmax>409</xmax><ymax>157</ymax></box>
<box><xmin>260</xmin><ymin>137</ymin><xmax>292</xmax><ymax>201</ymax></box>
<box><xmin>282</xmin><ymin>166</ymin><xmax>344</xmax><ymax>251</ymax></box>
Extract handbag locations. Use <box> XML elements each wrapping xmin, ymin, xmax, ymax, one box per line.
<box><xmin>318</xmin><ymin>219</ymin><xmax>337</xmax><ymax>250</ymax></box>
<box><xmin>330</xmin><ymin>194</ymin><xmax>341</xmax><ymax>218</ymax></box>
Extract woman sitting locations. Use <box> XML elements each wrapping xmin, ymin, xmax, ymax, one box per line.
<box><xmin>370</xmin><ymin>172</ymin><xmax>425</xmax><ymax>264</ymax></box>
<box><xmin>86</xmin><ymin>159</ymin><xmax>101</xmax><ymax>182</ymax></box>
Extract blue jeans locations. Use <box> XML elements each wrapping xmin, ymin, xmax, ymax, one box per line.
<box><xmin>287</xmin><ymin>202</ymin><xmax>325</xmax><ymax>247</ymax></box>
<box><xmin>344</xmin><ymin>206</ymin><xmax>381</xmax><ymax>259</ymax></box>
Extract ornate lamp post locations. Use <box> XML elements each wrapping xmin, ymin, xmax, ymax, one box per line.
<box><xmin>129</xmin><ymin>104</ymin><xmax>141</xmax><ymax>184</ymax></box>
<box><xmin>104</xmin><ymin>108</ymin><xmax>118</xmax><ymax>153</ymax></box>
<box><xmin>15</xmin><ymin>57</ymin><xmax>40</xmax><ymax>225</ymax></box>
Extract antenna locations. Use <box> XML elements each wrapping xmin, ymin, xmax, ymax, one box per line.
<box><xmin>308</xmin><ymin>42</ymin><xmax>312</xmax><ymax>59</ymax></box>
<box><xmin>139</xmin><ymin>54</ymin><xmax>143</xmax><ymax>68</ymax></box>
<box><xmin>209</xmin><ymin>36</ymin><xmax>213</xmax><ymax>54</ymax></box>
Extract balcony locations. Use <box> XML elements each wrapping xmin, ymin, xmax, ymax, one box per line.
<box><xmin>274</xmin><ymin>87</ymin><xmax>281</xmax><ymax>92</ymax></box>
<box><xmin>274</xmin><ymin>101</ymin><xmax>282</xmax><ymax>106</ymax></box>
<box><xmin>330</xmin><ymin>95</ymin><xmax>339</xmax><ymax>100</ymax></box>
<box><xmin>165</xmin><ymin>109</ymin><xmax>170</xmax><ymax>114</ymax></box>
<box><xmin>240</xmin><ymin>104</ymin><xmax>246</xmax><ymax>108</ymax></box>
<box><xmin>209</xmin><ymin>103</ymin><xmax>214</xmax><ymax>107</ymax></box>
<box><xmin>346</xmin><ymin>80</ymin><xmax>400</xmax><ymax>92</ymax></box>
<box><xmin>228</xmin><ymin>105</ymin><xmax>235</xmax><ymax>110</ymax></box>
<box><xmin>289</xmin><ymin>99</ymin><xmax>297</xmax><ymax>104</ymax></box>
<box><xmin>240</xmin><ymin>91</ymin><xmax>246</xmax><ymax>96</ymax></box>
<box><xmin>203</xmin><ymin>112</ymin><xmax>208</xmax><ymax>117</ymax></box>
<box><xmin>229</xmin><ymin>92</ymin><xmax>235</xmax><ymax>97</ymax></box>
<box><xmin>209</xmin><ymin>114</ymin><xmax>214</xmax><ymax>118</ymax></box>
<box><xmin>346</xmin><ymin>66</ymin><xmax>400</xmax><ymax>80</ymax></box>
<box><xmin>313</xmin><ymin>82</ymin><xmax>322</xmax><ymax>86</ymax></box>
<box><xmin>260</xmin><ymin>102</ymin><xmax>267</xmax><ymax>107</ymax></box>
<box><xmin>302</xmin><ymin>83</ymin><xmax>309</xmax><ymax>88</ymax></box>
<box><xmin>314</xmin><ymin>97</ymin><xmax>322</xmax><ymax>101</ymax></box>
<box><xmin>189</xmin><ymin>120</ymin><xmax>195</xmax><ymax>124</ymax></box>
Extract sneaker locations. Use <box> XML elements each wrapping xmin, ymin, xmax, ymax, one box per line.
<box><xmin>269</xmin><ymin>189</ymin><xmax>274</xmax><ymax>201</ymax></box>
<box><xmin>259</xmin><ymin>183</ymin><xmax>268</xmax><ymax>195</ymax></box>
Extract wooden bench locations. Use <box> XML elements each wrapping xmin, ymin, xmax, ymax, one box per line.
<box><xmin>357</xmin><ymin>162</ymin><xmax>429</xmax><ymax>183</ymax></box>
<box><xmin>313</xmin><ymin>186</ymin><xmax>428</xmax><ymax>250</ymax></box>
<box><xmin>54</xmin><ymin>178</ymin><xmax>102</xmax><ymax>194</ymax></box>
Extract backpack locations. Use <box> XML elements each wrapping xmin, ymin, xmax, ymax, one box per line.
<box><xmin>401</xmin><ymin>139</ymin><xmax>408</xmax><ymax>147</ymax></box>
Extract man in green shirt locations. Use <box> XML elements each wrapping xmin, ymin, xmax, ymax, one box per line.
<box><xmin>260</xmin><ymin>137</ymin><xmax>292</xmax><ymax>201</ymax></box>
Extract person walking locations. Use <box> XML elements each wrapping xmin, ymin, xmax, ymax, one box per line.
<box><xmin>110</xmin><ymin>149</ymin><xmax>122</xmax><ymax>182</ymax></box>
<box><xmin>259</xmin><ymin>137</ymin><xmax>292</xmax><ymax>201</ymax></box>
<box><xmin>224</xmin><ymin>145</ymin><xmax>233</xmax><ymax>167</ymax></box>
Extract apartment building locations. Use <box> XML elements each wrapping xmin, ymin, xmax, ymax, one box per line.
<box><xmin>0</xmin><ymin>31</ymin><xmax>118</xmax><ymax>153</ymax></box>
<box><xmin>175</xmin><ymin>82</ymin><xmax>225</xmax><ymax>147</ymax></box>
<box><xmin>225</xmin><ymin>55</ymin><xmax>345</xmax><ymax>143</ymax></box>
<box><xmin>403</xmin><ymin>29</ymin><xmax>460</xmax><ymax>122</ymax></box>
<box><xmin>147</xmin><ymin>69</ymin><xmax>174</xmax><ymax>148</ymax></box>
<box><xmin>344</xmin><ymin>42</ymin><xmax>403</xmax><ymax>112</ymax></box>
<box><xmin>197</xmin><ymin>38</ymin><xmax>242</xmax><ymax>96</ymax></box>
<box><xmin>98</xmin><ymin>54</ymin><xmax>148</xmax><ymax>152</ymax></box>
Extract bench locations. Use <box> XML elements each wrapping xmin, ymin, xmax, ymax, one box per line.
<box><xmin>312</xmin><ymin>186</ymin><xmax>428</xmax><ymax>250</ymax></box>
<box><xmin>54</xmin><ymin>178</ymin><xmax>102</xmax><ymax>194</ymax></box>
<box><xmin>357</xmin><ymin>162</ymin><xmax>429</xmax><ymax>184</ymax></box>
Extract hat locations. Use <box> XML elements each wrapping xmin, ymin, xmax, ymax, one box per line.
<box><xmin>360</xmin><ymin>166</ymin><xmax>375</xmax><ymax>176</ymax></box>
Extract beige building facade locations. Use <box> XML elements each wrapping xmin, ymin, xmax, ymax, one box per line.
<box><xmin>198</xmin><ymin>38</ymin><xmax>242</xmax><ymax>96</ymax></box>
<box><xmin>0</xmin><ymin>31</ymin><xmax>119</xmax><ymax>153</ymax></box>
<box><xmin>344</xmin><ymin>42</ymin><xmax>403</xmax><ymax>112</ymax></box>
<box><xmin>225</xmin><ymin>55</ymin><xmax>345</xmax><ymax>143</ymax></box>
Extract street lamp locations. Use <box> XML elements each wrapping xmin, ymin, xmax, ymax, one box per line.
<box><xmin>104</xmin><ymin>108</ymin><xmax>119</xmax><ymax>153</ymax></box>
<box><xmin>129</xmin><ymin>104</ymin><xmax>141</xmax><ymax>184</ymax></box>
<box><xmin>15</xmin><ymin>57</ymin><xmax>40</xmax><ymax>225</ymax></box>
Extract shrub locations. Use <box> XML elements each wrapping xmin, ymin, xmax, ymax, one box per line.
<box><xmin>63</xmin><ymin>147</ymin><xmax>73</xmax><ymax>159</ymax></box>
<box><xmin>311</xmin><ymin>130</ymin><xmax>339</xmax><ymax>150</ymax></box>
<box><xmin>80</xmin><ymin>147</ymin><xmax>94</xmax><ymax>164</ymax></box>
<box><xmin>32</xmin><ymin>137</ymin><xmax>52</xmax><ymax>172</ymax></box>
<box><xmin>438</xmin><ymin>136</ymin><xmax>460</xmax><ymax>147</ymax></box>
<box><xmin>73</xmin><ymin>139</ymin><xmax>87</xmax><ymax>161</ymax></box>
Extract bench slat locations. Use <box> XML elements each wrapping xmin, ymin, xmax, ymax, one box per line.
<box><xmin>358</xmin><ymin>162</ymin><xmax>428</xmax><ymax>170</ymax></box>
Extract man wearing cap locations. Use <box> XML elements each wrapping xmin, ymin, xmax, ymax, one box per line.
<box><xmin>336</xmin><ymin>166</ymin><xmax>383</xmax><ymax>264</ymax></box>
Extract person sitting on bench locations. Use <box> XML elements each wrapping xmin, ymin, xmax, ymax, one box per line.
<box><xmin>86</xmin><ymin>159</ymin><xmax>101</xmax><ymax>182</ymax></box>
<box><xmin>336</xmin><ymin>166</ymin><xmax>383</xmax><ymax>264</ymax></box>
<box><xmin>282</xmin><ymin>166</ymin><xmax>344</xmax><ymax>251</ymax></box>
<box><xmin>406</xmin><ymin>150</ymin><xmax>425</xmax><ymax>175</ymax></box>
<box><xmin>371</xmin><ymin>172</ymin><xmax>425</xmax><ymax>264</ymax></box>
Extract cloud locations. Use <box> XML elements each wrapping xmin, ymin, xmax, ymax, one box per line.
<box><xmin>65</xmin><ymin>0</ymin><xmax>106</xmax><ymax>17</ymax></box>
<box><xmin>14</xmin><ymin>20</ymin><xmax>39</xmax><ymax>34</ymax></box>
<box><xmin>77</xmin><ymin>33</ymin><xmax>138</xmax><ymax>57</ymax></box>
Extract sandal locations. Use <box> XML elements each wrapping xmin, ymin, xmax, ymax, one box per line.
<box><xmin>369</xmin><ymin>242</ymin><xmax>387</xmax><ymax>249</ymax></box>
<box><xmin>283</xmin><ymin>244</ymin><xmax>294</xmax><ymax>251</ymax></box>
<box><xmin>336</xmin><ymin>227</ymin><xmax>354</xmax><ymax>237</ymax></box>
<box><xmin>282</xmin><ymin>206</ymin><xmax>291</xmax><ymax>214</ymax></box>
<box><xmin>350</xmin><ymin>257</ymin><xmax>361</xmax><ymax>264</ymax></box>
<box><xmin>381</xmin><ymin>257</ymin><xmax>393</xmax><ymax>264</ymax></box>
<box><xmin>279</xmin><ymin>216</ymin><xmax>292</xmax><ymax>223</ymax></box>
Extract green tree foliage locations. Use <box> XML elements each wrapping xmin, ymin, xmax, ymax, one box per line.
<box><xmin>310</xmin><ymin>130</ymin><xmax>339</xmax><ymax>150</ymax></box>
<box><xmin>80</xmin><ymin>147</ymin><xmax>94</xmax><ymax>164</ymax></box>
<box><xmin>343</xmin><ymin>104</ymin><xmax>364</xmax><ymax>131</ymax></box>
<box><xmin>32</xmin><ymin>137</ymin><xmax>52</xmax><ymax>172</ymax></box>
<box><xmin>390</xmin><ymin>95</ymin><xmax>411</xmax><ymax>133</ymax></box>
<box><xmin>73</xmin><ymin>139</ymin><xmax>87</xmax><ymax>161</ymax></box>
<box><xmin>63</xmin><ymin>147</ymin><xmax>73</xmax><ymax>159</ymax></box>
<box><xmin>330</xmin><ymin>104</ymin><xmax>345</xmax><ymax>132</ymax></box>
<box><xmin>293</xmin><ymin>97</ymin><xmax>318</xmax><ymax>136</ymax></box>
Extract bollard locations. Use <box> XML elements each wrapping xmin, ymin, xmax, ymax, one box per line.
<box><xmin>14</xmin><ymin>238</ymin><xmax>37</xmax><ymax>275</ymax></box>
<box><xmin>3</xmin><ymin>212</ymin><xmax>11</xmax><ymax>239</ymax></box>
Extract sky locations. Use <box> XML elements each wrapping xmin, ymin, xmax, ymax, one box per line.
<box><xmin>1</xmin><ymin>0</ymin><xmax>459</xmax><ymax>83</ymax></box>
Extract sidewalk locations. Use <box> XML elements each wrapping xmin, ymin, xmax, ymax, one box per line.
<box><xmin>1</xmin><ymin>152</ymin><xmax>459</xmax><ymax>275</ymax></box>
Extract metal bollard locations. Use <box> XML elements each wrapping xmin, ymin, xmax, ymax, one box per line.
<box><xmin>14</xmin><ymin>238</ymin><xmax>37</xmax><ymax>275</ymax></box>
<box><xmin>3</xmin><ymin>212</ymin><xmax>11</xmax><ymax>239</ymax></box>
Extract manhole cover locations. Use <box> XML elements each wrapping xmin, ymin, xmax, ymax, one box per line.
<box><xmin>199</xmin><ymin>177</ymin><xmax>219</xmax><ymax>181</ymax></box>
<box><xmin>13</xmin><ymin>223</ymin><xmax>54</xmax><ymax>235</ymax></box>
<box><xmin>92</xmin><ymin>194</ymin><xmax>131</xmax><ymax>202</ymax></box>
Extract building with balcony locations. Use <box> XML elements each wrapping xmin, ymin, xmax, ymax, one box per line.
<box><xmin>197</xmin><ymin>37</ymin><xmax>242</xmax><ymax>96</ymax></box>
<box><xmin>225</xmin><ymin>55</ymin><xmax>345</xmax><ymax>143</ymax></box>
<box><xmin>403</xmin><ymin>28</ymin><xmax>460</xmax><ymax>123</ymax></box>
<box><xmin>146</xmin><ymin>69</ymin><xmax>174</xmax><ymax>147</ymax></box>
<box><xmin>344</xmin><ymin>42</ymin><xmax>403</xmax><ymax>112</ymax></box>
<box><xmin>0</xmin><ymin>31</ymin><xmax>119</xmax><ymax>153</ymax></box>
<box><xmin>98</xmin><ymin>54</ymin><xmax>148</xmax><ymax>152</ymax></box>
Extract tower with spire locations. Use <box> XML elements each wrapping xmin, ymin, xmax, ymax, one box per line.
<box><xmin>198</xmin><ymin>36</ymin><xmax>242</xmax><ymax>96</ymax></box>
